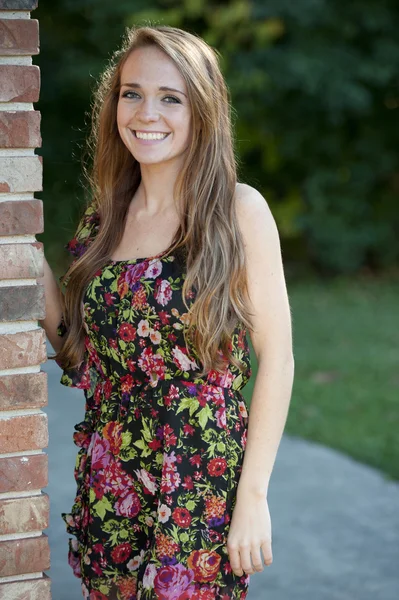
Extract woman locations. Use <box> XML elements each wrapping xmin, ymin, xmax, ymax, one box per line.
<box><xmin>41</xmin><ymin>25</ymin><xmax>294</xmax><ymax>600</ymax></box>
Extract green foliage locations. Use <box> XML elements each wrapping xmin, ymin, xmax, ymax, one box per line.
<box><xmin>34</xmin><ymin>0</ymin><xmax>399</xmax><ymax>273</ymax></box>
<box><xmin>243</xmin><ymin>276</ymin><xmax>399</xmax><ymax>480</ymax></box>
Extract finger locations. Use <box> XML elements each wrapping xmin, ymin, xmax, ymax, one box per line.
<box><xmin>251</xmin><ymin>544</ymin><xmax>264</xmax><ymax>572</ymax></box>
<box><xmin>261</xmin><ymin>540</ymin><xmax>273</xmax><ymax>566</ymax></box>
<box><xmin>239</xmin><ymin>545</ymin><xmax>254</xmax><ymax>575</ymax></box>
<box><xmin>227</xmin><ymin>545</ymin><xmax>243</xmax><ymax>577</ymax></box>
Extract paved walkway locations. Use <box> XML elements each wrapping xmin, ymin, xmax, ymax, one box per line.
<box><xmin>42</xmin><ymin>350</ymin><xmax>399</xmax><ymax>600</ymax></box>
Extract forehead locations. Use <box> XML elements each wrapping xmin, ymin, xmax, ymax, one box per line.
<box><xmin>120</xmin><ymin>46</ymin><xmax>186</xmax><ymax>90</ymax></box>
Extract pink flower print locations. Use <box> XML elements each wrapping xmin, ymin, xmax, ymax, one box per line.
<box><xmin>142</xmin><ymin>562</ymin><xmax>157</xmax><ymax>591</ymax></box>
<box><xmin>149</xmin><ymin>329</ymin><xmax>162</xmax><ymax>344</ymax></box>
<box><xmin>138</xmin><ymin>347</ymin><xmax>167</xmax><ymax>386</ymax></box>
<box><xmin>172</xmin><ymin>346</ymin><xmax>199</xmax><ymax>372</ymax></box>
<box><xmin>154</xmin><ymin>563</ymin><xmax>194</xmax><ymax>600</ymax></box>
<box><xmin>158</xmin><ymin>503</ymin><xmax>172</xmax><ymax>523</ymax></box>
<box><xmin>90</xmin><ymin>434</ymin><xmax>111</xmax><ymax>471</ymax></box>
<box><xmin>161</xmin><ymin>462</ymin><xmax>181</xmax><ymax>494</ymax></box>
<box><xmin>114</xmin><ymin>486</ymin><xmax>141</xmax><ymax>518</ymax></box>
<box><xmin>134</xmin><ymin>468</ymin><xmax>158</xmax><ymax>494</ymax></box>
<box><xmin>154</xmin><ymin>279</ymin><xmax>173</xmax><ymax>306</ymax></box>
<box><xmin>102</xmin><ymin>460</ymin><xmax>132</xmax><ymax>497</ymax></box>
<box><xmin>216</xmin><ymin>406</ymin><xmax>227</xmax><ymax>429</ymax></box>
<box><xmin>138</xmin><ymin>319</ymin><xmax>150</xmax><ymax>337</ymax></box>
<box><xmin>125</xmin><ymin>262</ymin><xmax>147</xmax><ymax>287</ymax></box>
<box><xmin>144</xmin><ymin>259</ymin><xmax>162</xmax><ymax>279</ymax></box>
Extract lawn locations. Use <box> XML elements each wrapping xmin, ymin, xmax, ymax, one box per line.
<box><xmin>243</xmin><ymin>275</ymin><xmax>399</xmax><ymax>481</ymax></box>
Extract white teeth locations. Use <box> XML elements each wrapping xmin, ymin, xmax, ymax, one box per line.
<box><xmin>135</xmin><ymin>131</ymin><xmax>168</xmax><ymax>140</ymax></box>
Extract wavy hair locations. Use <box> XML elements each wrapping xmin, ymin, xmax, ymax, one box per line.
<box><xmin>53</xmin><ymin>25</ymin><xmax>254</xmax><ymax>377</ymax></box>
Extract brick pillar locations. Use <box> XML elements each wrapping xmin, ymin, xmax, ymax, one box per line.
<box><xmin>0</xmin><ymin>1</ymin><xmax>51</xmax><ymax>598</ymax></box>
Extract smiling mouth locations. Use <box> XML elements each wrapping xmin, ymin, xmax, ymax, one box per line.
<box><xmin>132</xmin><ymin>130</ymin><xmax>170</xmax><ymax>141</ymax></box>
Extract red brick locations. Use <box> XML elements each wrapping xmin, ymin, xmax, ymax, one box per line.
<box><xmin>0</xmin><ymin>493</ymin><xmax>49</xmax><ymax>536</ymax></box>
<box><xmin>0</xmin><ymin>19</ymin><xmax>39</xmax><ymax>56</ymax></box>
<box><xmin>0</xmin><ymin>453</ymin><xmax>48</xmax><ymax>494</ymax></box>
<box><xmin>0</xmin><ymin>413</ymin><xmax>48</xmax><ymax>454</ymax></box>
<box><xmin>0</xmin><ymin>65</ymin><xmax>40</xmax><ymax>103</ymax></box>
<box><xmin>0</xmin><ymin>242</ymin><xmax>42</xmax><ymax>279</ymax></box>
<box><xmin>0</xmin><ymin>156</ymin><xmax>42</xmax><ymax>193</ymax></box>
<box><xmin>0</xmin><ymin>575</ymin><xmax>51</xmax><ymax>600</ymax></box>
<box><xmin>0</xmin><ymin>328</ymin><xmax>47</xmax><ymax>371</ymax></box>
<box><xmin>0</xmin><ymin>372</ymin><xmax>47</xmax><ymax>412</ymax></box>
<box><xmin>0</xmin><ymin>199</ymin><xmax>43</xmax><ymax>236</ymax></box>
<box><xmin>0</xmin><ymin>535</ymin><xmax>49</xmax><ymax>578</ymax></box>
<box><xmin>0</xmin><ymin>110</ymin><xmax>41</xmax><ymax>148</ymax></box>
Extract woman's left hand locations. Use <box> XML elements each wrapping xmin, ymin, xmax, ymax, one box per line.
<box><xmin>226</xmin><ymin>491</ymin><xmax>272</xmax><ymax>576</ymax></box>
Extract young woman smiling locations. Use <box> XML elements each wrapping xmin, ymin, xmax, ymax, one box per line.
<box><xmin>40</xmin><ymin>25</ymin><xmax>294</xmax><ymax>600</ymax></box>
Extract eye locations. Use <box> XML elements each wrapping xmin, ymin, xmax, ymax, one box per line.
<box><xmin>163</xmin><ymin>95</ymin><xmax>181</xmax><ymax>104</ymax></box>
<box><xmin>121</xmin><ymin>91</ymin><xmax>140</xmax><ymax>99</ymax></box>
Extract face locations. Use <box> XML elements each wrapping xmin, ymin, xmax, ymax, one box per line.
<box><xmin>117</xmin><ymin>45</ymin><xmax>192</xmax><ymax>168</ymax></box>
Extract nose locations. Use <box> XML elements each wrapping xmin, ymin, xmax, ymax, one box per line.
<box><xmin>136</xmin><ymin>98</ymin><xmax>160</xmax><ymax>124</ymax></box>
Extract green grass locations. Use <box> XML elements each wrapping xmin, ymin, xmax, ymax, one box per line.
<box><xmin>242</xmin><ymin>276</ymin><xmax>399</xmax><ymax>481</ymax></box>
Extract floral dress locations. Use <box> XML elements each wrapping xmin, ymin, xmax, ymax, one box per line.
<box><xmin>56</xmin><ymin>205</ymin><xmax>252</xmax><ymax>600</ymax></box>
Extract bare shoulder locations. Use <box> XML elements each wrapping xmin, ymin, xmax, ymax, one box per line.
<box><xmin>234</xmin><ymin>183</ymin><xmax>280</xmax><ymax>257</ymax></box>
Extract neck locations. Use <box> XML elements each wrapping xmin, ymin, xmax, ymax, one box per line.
<box><xmin>136</xmin><ymin>160</ymin><xmax>183</xmax><ymax>216</ymax></box>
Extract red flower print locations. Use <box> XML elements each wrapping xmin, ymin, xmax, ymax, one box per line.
<box><xmin>148</xmin><ymin>438</ymin><xmax>162</xmax><ymax>451</ymax></box>
<box><xmin>189</xmin><ymin>454</ymin><xmax>201</xmax><ymax>468</ymax></box>
<box><xmin>182</xmin><ymin>475</ymin><xmax>194</xmax><ymax>490</ymax></box>
<box><xmin>207</xmin><ymin>457</ymin><xmax>227</xmax><ymax>477</ymax></box>
<box><xmin>118</xmin><ymin>322</ymin><xmax>137</xmax><ymax>342</ymax></box>
<box><xmin>118</xmin><ymin>576</ymin><xmax>137</xmax><ymax>599</ymax></box>
<box><xmin>104</xmin><ymin>291</ymin><xmax>116</xmax><ymax>306</ymax></box>
<box><xmin>187</xmin><ymin>549</ymin><xmax>221</xmax><ymax>583</ymax></box>
<box><xmin>172</xmin><ymin>507</ymin><xmax>192</xmax><ymax>528</ymax></box>
<box><xmin>111</xmin><ymin>542</ymin><xmax>132</xmax><ymax>564</ymax></box>
<box><xmin>163</xmin><ymin>423</ymin><xmax>177</xmax><ymax>447</ymax></box>
<box><xmin>183</xmin><ymin>423</ymin><xmax>195</xmax><ymax>436</ymax></box>
<box><xmin>158</xmin><ymin>310</ymin><xmax>171</xmax><ymax>324</ymax></box>
<box><xmin>102</xmin><ymin>421</ymin><xmax>123</xmax><ymax>454</ymax></box>
<box><xmin>104</xmin><ymin>378</ymin><xmax>112</xmax><ymax>399</ymax></box>
<box><xmin>120</xmin><ymin>373</ymin><xmax>134</xmax><ymax>392</ymax></box>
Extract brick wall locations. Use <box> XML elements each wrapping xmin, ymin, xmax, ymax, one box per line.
<box><xmin>0</xmin><ymin>1</ymin><xmax>51</xmax><ymax>597</ymax></box>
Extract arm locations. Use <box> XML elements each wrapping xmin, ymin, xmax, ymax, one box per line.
<box><xmin>226</xmin><ymin>183</ymin><xmax>294</xmax><ymax>576</ymax></box>
<box><xmin>38</xmin><ymin>256</ymin><xmax>65</xmax><ymax>354</ymax></box>
<box><xmin>236</xmin><ymin>184</ymin><xmax>294</xmax><ymax>498</ymax></box>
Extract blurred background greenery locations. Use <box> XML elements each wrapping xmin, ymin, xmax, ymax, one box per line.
<box><xmin>34</xmin><ymin>0</ymin><xmax>399</xmax><ymax>479</ymax></box>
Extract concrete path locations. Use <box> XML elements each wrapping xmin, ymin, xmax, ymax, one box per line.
<box><xmin>42</xmin><ymin>348</ymin><xmax>399</xmax><ymax>600</ymax></box>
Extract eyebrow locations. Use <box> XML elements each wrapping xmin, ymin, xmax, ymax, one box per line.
<box><xmin>120</xmin><ymin>82</ymin><xmax>187</xmax><ymax>98</ymax></box>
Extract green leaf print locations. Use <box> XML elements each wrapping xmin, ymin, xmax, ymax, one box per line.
<box><xmin>120</xmin><ymin>431</ymin><xmax>133</xmax><ymax>450</ymax></box>
<box><xmin>133</xmin><ymin>438</ymin><xmax>152</xmax><ymax>458</ymax></box>
<box><xmin>197</xmin><ymin>404</ymin><xmax>213</xmax><ymax>429</ymax></box>
<box><xmin>217</xmin><ymin>441</ymin><xmax>226</xmax><ymax>452</ymax></box>
<box><xmin>94</xmin><ymin>496</ymin><xmax>113</xmax><ymax>520</ymax></box>
<box><xmin>232</xmin><ymin>373</ymin><xmax>243</xmax><ymax>391</ymax></box>
<box><xmin>141</xmin><ymin>419</ymin><xmax>154</xmax><ymax>443</ymax></box>
<box><xmin>176</xmin><ymin>397</ymin><xmax>199</xmax><ymax>416</ymax></box>
<box><xmin>186</xmin><ymin>500</ymin><xmax>196</xmax><ymax>511</ymax></box>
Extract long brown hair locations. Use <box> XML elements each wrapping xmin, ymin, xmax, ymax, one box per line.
<box><xmin>53</xmin><ymin>25</ymin><xmax>254</xmax><ymax>377</ymax></box>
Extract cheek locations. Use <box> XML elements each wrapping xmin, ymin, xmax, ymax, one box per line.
<box><xmin>116</xmin><ymin>102</ymin><xmax>131</xmax><ymax>126</ymax></box>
